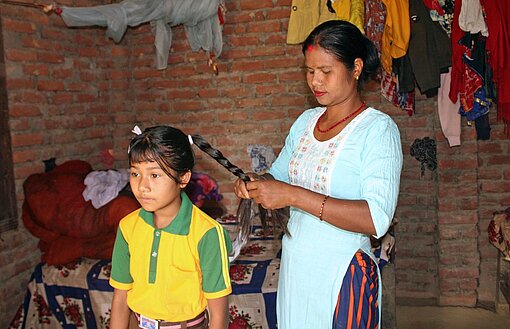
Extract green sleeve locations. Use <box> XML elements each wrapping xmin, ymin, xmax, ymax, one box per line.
<box><xmin>110</xmin><ymin>226</ymin><xmax>133</xmax><ymax>285</ymax></box>
<box><xmin>198</xmin><ymin>227</ymin><xmax>232</xmax><ymax>293</ymax></box>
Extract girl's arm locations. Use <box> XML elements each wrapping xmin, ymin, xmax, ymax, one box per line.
<box><xmin>207</xmin><ymin>296</ymin><xmax>229</xmax><ymax>329</ymax></box>
<box><xmin>110</xmin><ymin>288</ymin><xmax>131</xmax><ymax>329</ymax></box>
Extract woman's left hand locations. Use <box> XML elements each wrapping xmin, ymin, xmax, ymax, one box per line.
<box><xmin>245</xmin><ymin>179</ymin><xmax>294</xmax><ymax>210</ymax></box>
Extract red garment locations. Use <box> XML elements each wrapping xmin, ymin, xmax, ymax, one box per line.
<box><xmin>481</xmin><ymin>0</ymin><xmax>510</xmax><ymax>128</ymax></box>
<box><xmin>449</xmin><ymin>0</ymin><xmax>482</xmax><ymax>114</ymax></box>
<box><xmin>449</xmin><ymin>0</ymin><xmax>465</xmax><ymax>103</ymax></box>
<box><xmin>422</xmin><ymin>0</ymin><xmax>445</xmax><ymax>15</ymax></box>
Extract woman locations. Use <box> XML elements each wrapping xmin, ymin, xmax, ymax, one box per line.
<box><xmin>234</xmin><ymin>20</ymin><xmax>403</xmax><ymax>328</ymax></box>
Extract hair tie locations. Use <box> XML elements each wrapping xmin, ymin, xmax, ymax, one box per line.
<box><xmin>188</xmin><ymin>135</ymin><xmax>194</xmax><ymax>145</ymax></box>
<box><xmin>131</xmin><ymin>125</ymin><xmax>142</xmax><ymax>135</ymax></box>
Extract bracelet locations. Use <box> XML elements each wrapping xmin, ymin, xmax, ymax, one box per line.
<box><xmin>318</xmin><ymin>195</ymin><xmax>329</xmax><ymax>221</ymax></box>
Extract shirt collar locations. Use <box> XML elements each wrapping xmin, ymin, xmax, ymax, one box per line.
<box><xmin>139</xmin><ymin>191</ymin><xmax>193</xmax><ymax>235</ymax></box>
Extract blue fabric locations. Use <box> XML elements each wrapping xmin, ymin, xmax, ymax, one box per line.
<box><xmin>333</xmin><ymin>252</ymin><xmax>379</xmax><ymax>329</ymax></box>
<box><xmin>459</xmin><ymin>87</ymin><xmax>491</xmax><ymax>121</ymax></box>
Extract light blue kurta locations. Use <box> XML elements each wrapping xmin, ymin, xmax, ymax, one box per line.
<box><xmin>269</xmin><ymin>107</ymin><xmax>403</xmax><ymax>329</ymax></box>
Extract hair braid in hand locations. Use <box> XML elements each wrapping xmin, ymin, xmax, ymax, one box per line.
<box><xmin>191</xmin><ymin>134</ymin><xmax>290</xmax><ymax>261</ymax></box>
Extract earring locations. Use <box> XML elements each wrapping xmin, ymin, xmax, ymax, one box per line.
<box><xmin>355</xmin><ymin>75</ymin><xmax>359</xmax><ymax>81</ymax></box>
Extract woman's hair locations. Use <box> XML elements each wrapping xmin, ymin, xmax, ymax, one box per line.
<box><xmin>302</xmin><ymin>20</ymin><xmax>380</xmax><ymax>82</ymax></box>
<box><xmin>128</xmin><ymin>126</ymin><xmax>195</xmax><ymax>183</ymax></box>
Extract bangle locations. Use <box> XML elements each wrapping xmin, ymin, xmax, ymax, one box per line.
<box><xmin>318</xmin><ymin>195</ymin><xmax>329</xmax><ymax>221</ymax></box>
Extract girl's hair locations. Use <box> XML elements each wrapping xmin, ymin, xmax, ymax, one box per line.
<box><xmin>302</xmin><ymin>20</ymin><xmax>380</xmax><ymax>82</ymax></box>
<box><xmin>128</xmin><ymin>126</ymin><xmax>195</xmax><ymax>183</ymax></box>
<box><xmin>128</xmin><ymin>125</ymin><xmax>290</xmax><ymax>254</ymax></box>
<box><xmin>190</xmin><ymin>134</ymin><xmax>251</xmax><ymax>183</ymax></box>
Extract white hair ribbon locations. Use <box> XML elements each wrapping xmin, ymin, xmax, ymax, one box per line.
<box><xmin>131</xmin><ymin>125</ymin><xmax>142</xmax><ymax>135</ymax></box>
<box><xmin>188</xmin><ymin>135</ymin><xmax>194</xmax><ymax>145</ymax></box>
<box><xmin>128</xmin><ymin>125</ymin><xmax>142</xmax><ymax>153</ymax></box>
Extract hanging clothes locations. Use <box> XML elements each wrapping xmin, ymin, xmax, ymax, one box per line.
<box><xmin>57</xmin><ymin>0</ymin><xmax>224</xmax><ymax>70</ymax></box>
<box><xmin>481</xmin><ymin>0</ymin><xmax>510</xmax><ymax>130</ymax></box>
<box><xmin>381</xmin><ymin>70</ymin><xmax>416</xmax><ymax>116</ymax></box>
<box><xmin>364</xmin><ymin>0</ymin><xmax>386</xmax><ymax>57</ymax></box>
<box><xmin>449</xmin><ymin>0</ymin><xmax>481</xmax><ymax>110</ymax></box>
<box><xmin>329</xmin><ymin>0</ymin><xmax>365</xmax><ymax>34</ymax></box>
<box><xmin>426</xmin><ymin>0</ymin><xmax>455</xmax><ymax>36</ymax></box>
<box><xmin>286</xmin><ymin>0</ymin><xmax>337</xmax><ymax>44</ymax></box>
<box><xmin>459</xmin><ymin>0</ymin><xmax>488</xmax><ymax>36</ymax></box>
<box><xmin>393</xmin><ymin>0</ymin><xmax>452</xmax><ymax>97</ymax></box>
<box><xmin>366</xmin><ymin>0</ymin><xmax>415</xmax><ymax>115</ymax></box>
<box><xmin>380</xmin><ymin>0</ymin><xmax>410</xmax><ymax>73</ymax></box>
<box><xmin>438</xmin><ymin>68</ymin><xmax>461</xmax><ymax>146</ymax></box>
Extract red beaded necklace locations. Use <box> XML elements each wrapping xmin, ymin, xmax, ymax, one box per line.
<box><xmin>315</xmin><ymin>102</ymin><xmax>366</xmax><ymax>133</ymax></box>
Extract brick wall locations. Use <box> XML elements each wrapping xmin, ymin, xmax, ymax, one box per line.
<box><xmin>1</xmin><ymin>0</ymin><xmax>509</xmax><ymax>327</ymax></box>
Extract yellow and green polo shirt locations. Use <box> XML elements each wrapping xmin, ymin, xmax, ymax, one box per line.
<box><xmin>109</xmin><ymin>192</ymin><xmax>232</xmax><ymax>322</ymax></box>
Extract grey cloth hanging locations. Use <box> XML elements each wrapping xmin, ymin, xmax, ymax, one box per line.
<box><xmin>59</xmin><ymin>0</ymin><xmax>223</xmax><ymax>70</ymax></box>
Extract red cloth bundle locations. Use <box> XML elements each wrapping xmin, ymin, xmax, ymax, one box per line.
<box><xmin>22</xmin><ymin>160</ymin><xmax>140</xmax><ymax>265</ymax></box>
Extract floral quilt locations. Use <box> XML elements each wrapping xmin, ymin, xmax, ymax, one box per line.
<box><xmin>9</xmin><ymin>258</ymin><xmax>113</xmax><ymax>329</ymax></box>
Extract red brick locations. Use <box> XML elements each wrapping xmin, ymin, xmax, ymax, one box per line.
<box><xmin>240</xmin><ymin>0</ymin><xmax>274</xmax><ymax>10</ymax></box>
<box><xmin>37</xmin><ymin>80</ymin><xmax>65</xmax><ymax>91</ymax></box>
<box><xmin>172</xmin><ymin>101</ymin><xmax>203</xmax><ymax>111</ymax></box>
<box><xmin>227</xmin><ymin>35</ymin><xmax>260</xmax><ymax>47</ymax></box>
<box><xmin>481</xmin><ymin>181</ymin><xmax>510</xmax><ymax>193</ymax></box>
<box><xmin>9</xmin><ymin>104</ymin><xmax>41</xmax><ymax>117</ymax></box>
<box><xmin>487</xmin><ymin>154</ymin><xmax>510</xmax><ymax>166</ymax></box>
<box><xmin>232</xmin><ymin>60</ymin><xmax>265</xmax><ymax>72</ymax></box>
<box><xmin>12</xmin><ymin>150</ymin><xmax>39</xmax><ymax>163</ymax></box>
<box><xmin>197</xmin><ymin>89</ymin><xmax>219</xmax><ymax>98</ymax></box>
<box><xmin>247</xmin><ymin>21</ymin><xmax>282</xmax><ymax>33</ymax></box>
<box><xmin>11</xmin><ymin>133</ymin><xmax>44</xmax><ymax>147</ymax></box>
<box><xmin>2</xmin><ymin>18</ymin><xmax>36</xmax><ymax>33</ymax></box>
<box><xmin>37</xmin><ymin>52</ymin><xmax>65</xmax><ymax>63</ymax></box>
<box><xmin>167</xmin><ymin>90</ymin><xmax>196</xmax><ymax>99</ymax></box>
<box><xmin>243</xmin><ymin>73</ymin><xmax>277</xmax><ymax>84</ymax></box>
<box><xmin>271</xmin><ymin>95</ymin><xmax>306</xmax><ymax>107</ymax></box>
<box><xmin>5</xmin><ymin>49</ymin><xmax>37</xmax><ymax>62</ymax></box>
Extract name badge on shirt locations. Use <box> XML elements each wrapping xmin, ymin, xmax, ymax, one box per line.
<box><xmin>139</xmin><ymin>314</ymin><xmax>159</xmax><ymax>329</ymax></box>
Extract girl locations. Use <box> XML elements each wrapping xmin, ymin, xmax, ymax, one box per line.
<box><xmin>110</xmin><ymin>125</ymin><xmax>232</xmax><ymax>329</ymax></box>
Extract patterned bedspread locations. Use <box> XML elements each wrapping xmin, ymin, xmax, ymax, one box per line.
<box><xmin>8</xmin><ymin>221</ymin><xmax>282</xmax><ymax>329</ymax></box>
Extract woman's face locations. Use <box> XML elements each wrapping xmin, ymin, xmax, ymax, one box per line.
<box><xmin>304</xmin><ymin>46</ymin><xmax>359</xmax><ymax>109</ymax></box>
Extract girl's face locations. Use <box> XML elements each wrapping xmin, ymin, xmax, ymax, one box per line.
<box><xmin>130</xmin><ymin>161</ymin><xmax>190</xmax><ymax>222</ymax></box>
<box><xmin>304</xmin><ymin>46</ymin><xmax>360</xmax><ymax>110</ymax></box>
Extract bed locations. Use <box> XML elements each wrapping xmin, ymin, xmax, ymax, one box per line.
<box><xmin>8</xmin><ymin>217</ymin><xmax>281</xmax><ymax>329</ymax></box>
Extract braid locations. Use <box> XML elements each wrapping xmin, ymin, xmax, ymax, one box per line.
<box><xmin>190</xmin><ymin>133</ymin><xmax>290</xmax><ymax>261</ymax></box>
<box><xmin>191</xmin><ymin>134</ymin><xmax>250</xmax><ymax>182</ymax></box>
